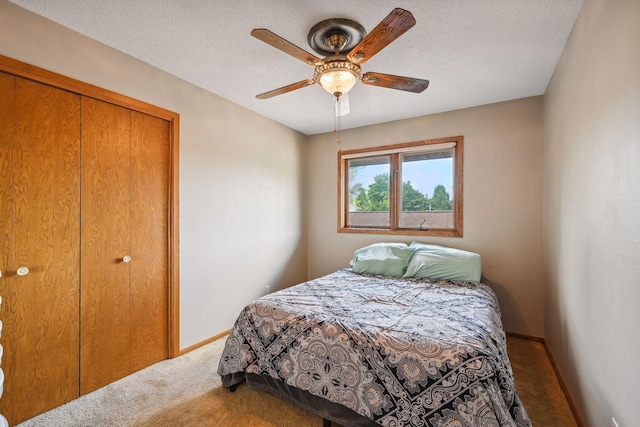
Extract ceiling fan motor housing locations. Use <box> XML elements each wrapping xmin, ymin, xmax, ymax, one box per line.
<box><xmin>307</xmin><ymin>18</ymin><xmax>366</xmax><ymax>56</ymax></box>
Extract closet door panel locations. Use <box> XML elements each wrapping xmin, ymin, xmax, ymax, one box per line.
<box><xmin>80</xmin><ymin>97</ymin><xmax>131</xmax><ymax>395</ymax></box>
<box><xmin>0</xmin><ymin>73</ymin><xmax>15</xmax><ymax>298</ymax></box>
<box><xmin>0</xmin><ymin>73</ymin><xmax>14</xmax><ymax>293</ymax></box>
<box><xmin>11</xmin><ymin>78</ymin><xmax>81</xmax><ymax>424</ymax></box>
<box><xmin>129</xmin><ymin>111</ymin><xmax>169</xmax><ymax>372</ymax></box>
<box><xmin>0</xmin><ymin>72</ymin><xmax>16</xmax><ymax>423</ymax></box>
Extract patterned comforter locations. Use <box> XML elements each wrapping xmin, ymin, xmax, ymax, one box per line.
<box><xmin>217</xmin><ymin>269</ymin><xmax>531</xmax><ymax>427</ymax></box>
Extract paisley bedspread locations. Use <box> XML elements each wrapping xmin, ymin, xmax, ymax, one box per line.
<box><xmin>217</xmin><ymin>269</ymin><xmax>531</xmax><ymax>427</ymax></box>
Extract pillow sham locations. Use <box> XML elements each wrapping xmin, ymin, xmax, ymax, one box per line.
<box><xmin>402</xmin><ymin>242</ymin><xmax>482</xmax><ymax>283</ymax></box>
<box><xmin>351</xmin><ymin>243</ymin><xmax>415</xmax><ymax>277</ymax></box>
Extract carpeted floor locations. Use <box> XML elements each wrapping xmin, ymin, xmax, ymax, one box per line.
<box><xmin>506</xmin><ymin>338</ymin><xmax>578</xmax><ymax>427</ymax></box>
<box><xmin>17</xmin><ymin>336</ymin><xmax>576</xmax><ymax>427</ymax></box>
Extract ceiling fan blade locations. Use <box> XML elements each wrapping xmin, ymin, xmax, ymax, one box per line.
<box><xmin>256</xmin><ymin>79</ymin><xmax>316</xmax><ymax>99</ymax></box>
<box><xmin>347</xmin><ymin>8</ymin><xmax>416</xmax><ymax>65</ymax></box>
<box><xmin>334</xmin><ymin>93</ymin><xmax>350</xmax><ymax>117</ymax></box>
<box><xmin>251</xmin><ymin>29</ymin><xmax>323</xmax><ymax>66</ymax></box>
<box><xmin>362</xmin><ymin>72</ymin><xmax>429</xmax><ymax>93</ymax></box>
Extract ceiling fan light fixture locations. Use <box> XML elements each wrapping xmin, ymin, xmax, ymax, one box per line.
<box><xmin>252</xmin><ymin>8</ymin><xmax>428</xmax><ymax>104</ymax></box>
<box><xmin>315</xmin><ymin>60</ymin><xmax>361</xmax><ymax>96</ymax></box>
<box><xmin>320</xmin><ymin>69</ymin><xmax>357</xmax><ymax>95</ymax></box>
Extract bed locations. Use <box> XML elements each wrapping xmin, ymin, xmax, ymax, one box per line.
<box><xmin>217</xmin><ymin>243</ymin><xmax>531</xmax><ymax>427</ymax></box>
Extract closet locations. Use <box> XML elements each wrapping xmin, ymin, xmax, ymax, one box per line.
<box><xmin>0</xmin><ymin>57</ymin><xmax>179</xmax><ymax>425</ymax></box>
<box><xmin>0</xmin><ymin>73</ymin><xmax>82</xmax><ymax>424</ymax></box>
<box><xmin>80</xmin><ymin>97</ymin><xmax>171</xmax><ymax>395</ymax></box>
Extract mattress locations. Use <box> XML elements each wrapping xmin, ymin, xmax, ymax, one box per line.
<box><xmin>218</xmin><ymin>269</ymin><xmax>531</xmax><ymax>426</ymax></box>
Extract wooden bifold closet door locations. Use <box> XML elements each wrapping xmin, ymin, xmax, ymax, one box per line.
<box><xmin>0</xmin><ymin>73</ymin><xmax>81</xmax><ymax>424</ymax></box>
<box><xmin>0</xmin><ymin>59</ymin><xmax>176</xmax><ymax>426</ymax></box>
<box><xmin>80</xmin><ymin>97</ymin><xmax>169</xmax><ymax>395</ymax></box>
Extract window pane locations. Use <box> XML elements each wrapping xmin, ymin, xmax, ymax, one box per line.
<box><xmin>338</xmin><ymin>136</ymin><xmax>463</xmax><ymax>237</ymax></box>
<box><xmin>347</xmin><ymin>155</ymin><xmax>391</xmax><ymax>228</ymax></box>
<box><xmin>399</xmin><ymin>150</ymin><xmax>454</xmax><ymax>229</ymax></box>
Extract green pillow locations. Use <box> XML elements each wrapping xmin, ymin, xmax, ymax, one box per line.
<box><xmin>402</xmin><ymin>242</ymin><xmax>482</xmax><ymax>283</ymax></box>
<box><xmin>351</xmin><ymin>243</ymin><xmax>416</xmax><ymax>277</ymax></box>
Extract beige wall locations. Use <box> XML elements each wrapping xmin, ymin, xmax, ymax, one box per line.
<box><xmin>543</xmin><ymin>0</ymin><xmax>640</xmax><ymax>426</ymax></box>
<box><xmin>0</xmin><ymin>1</ymin><xmax>308</xmax><ymax>349</ymax></box>
<box><xmin>307</xmin><ymin>96</ymin><xmax>544</xmax><ymax>336</ymax></box>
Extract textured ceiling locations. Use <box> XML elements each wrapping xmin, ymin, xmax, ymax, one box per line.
<box><xmin>10</xmin><ymin>0</ymin><xmax>583</xmax><ymax>135</ymax></box>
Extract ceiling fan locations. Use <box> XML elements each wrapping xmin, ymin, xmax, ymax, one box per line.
<box><xmin>251</xmin><ymin>8</ymin><xmax>429</xmax><ymax>115</ymax></box>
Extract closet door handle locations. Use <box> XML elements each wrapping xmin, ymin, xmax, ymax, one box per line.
<box><xmin>122</xmin><ymin>256</ymin><xmax>131</xmax><ymax>263</ymax></box>
<box><xmin>16</xmin><ymin>267</ymin><xmax>29</xmax><ymax>276</ymax></box>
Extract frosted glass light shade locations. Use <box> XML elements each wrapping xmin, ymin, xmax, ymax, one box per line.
<box><xmin>319</xmin><ymin>69</ymin><xmax>358</xmax><ymax>95</ymax></box>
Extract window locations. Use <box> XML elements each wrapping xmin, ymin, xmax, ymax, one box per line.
<box><xmin>338</xmin><ymin>136</ymin><xmax>463</xmax><ymax>237</ymax></box>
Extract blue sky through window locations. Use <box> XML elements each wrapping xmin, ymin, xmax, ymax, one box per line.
<box><xmin>350</xmin><ymin>158</ymin><xmax>453</xmax><ymax>199</ymax></box>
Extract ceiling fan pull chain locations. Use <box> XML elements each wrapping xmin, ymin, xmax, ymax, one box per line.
<box><xmin>334</xmin><ymin>94</ymin><xmax>342</xmax><ymax>144</ymax></box>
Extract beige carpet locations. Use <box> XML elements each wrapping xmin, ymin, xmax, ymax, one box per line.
<box><xmin>17</xmin><ymin>337</ymin><xmax>576</xmax><ymax>427</ymax></box>
<box><xmin>507</xmin><ymin>338</ymin><xmax>578</xmax><ymax>427</ymax></box>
